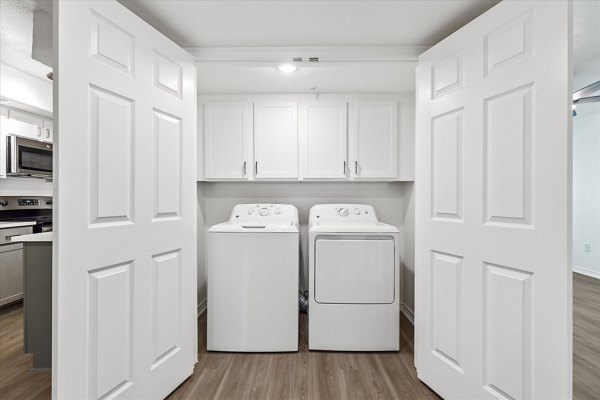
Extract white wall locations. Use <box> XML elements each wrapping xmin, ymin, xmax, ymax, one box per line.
<box><xmin>0</xmin><ymin>62</ymin><xmax>52</xmax><ymax>113</ymax></box>
<box><xmin>196</xmin><ymin>181</ymin><xmax>416</xmax><ymax>315</ymax></box>
<box><xmin>573</xmin><ymin>108</ymin><xmax>600</xmax><ymax>278</ymax></box>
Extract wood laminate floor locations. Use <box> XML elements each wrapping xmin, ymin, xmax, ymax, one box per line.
<box><xmin>0</xmin><ymin>272</ymin><xmax>598</xmax><ymax>399</ymax></box>
<box><xmin>167</xmin><ymin>312</ymin><xmax>438</xmax><ymax>400</ymax></box>
<box><xmin>573</xmin><ymin>272</ymin><xmax>600</xmax><ymax>400</ymax></box>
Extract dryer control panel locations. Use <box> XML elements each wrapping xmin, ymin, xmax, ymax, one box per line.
<box><xmin>309</xmin><ymin>204</ymin><xmax>379</xmax><ymax>225</ymax></box>
<box><xmin>229</xmin><ymin>204</ymin><xmax>299</xmax><ymax>225</ymax></box>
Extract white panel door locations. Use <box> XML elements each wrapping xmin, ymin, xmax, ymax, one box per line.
<box><xmin>54</xmin><ymin>1</ymin><xmax>197</xmax><ymax>399</ymax></box>
<box><xmin>350</xmin><ymin>101</ymin><xmax>397</xmax><ymax>179</ymax></box>
<box><xmin>254</xmin><ymin>102</ymin><xmax>298</xmax><ymax>179</ymax></box>
<box><xmin>204</xmin><ymin>102</ymin><xmax>251</xmax><ymax>179</ymax></box>
<box><xmin>415</xmin><ymin>2</ymin><xmax>571</xmax><ymax>399</ymax></box>
<box><xmin>299</xmin><ymin>101</ymin><xmax>347</xmax><ymax>179</ymax></box>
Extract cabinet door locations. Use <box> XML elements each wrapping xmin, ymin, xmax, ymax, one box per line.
<box><xmin>254</xmin><ymin>102</ymin><xmax>298</xmax><ymax>179</ymax></box>
<box><xmin>350</xmin><ymin>101</ymin><xmax>398</xmax><ymax>179</ymax></box>
<box><xmin>0</xmin><ymin>107</ymin><xmax>7</xmax><ymax>178</ymax></box>
<box><xmin>7</xmin><ymin>109</ymin><xmax>43</xmax><ymax>140</ymax></box>
<box><xmin>42</xmin><ymin>119</ymin><xmax>53</xmax><ymax>143</ymax></box>
<box><xmin>300</xmin><ymin>101</ymin><xmax>347</xmax><ymax>179</ymax></box>
<box><xmin>0</xmin><ymin>244</ymin><xmax>24</xmax><ymax>307</ymax></box>
<box><xmin>204</xmin><ymin>102</ymin><xmax>251</xmax><ymax>179</ymax></box>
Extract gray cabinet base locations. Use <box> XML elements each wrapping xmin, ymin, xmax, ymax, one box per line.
<box><xmin>23</xmin><ymin>242</ymin><xmax>52</xmax><ymax>370</ymax></box>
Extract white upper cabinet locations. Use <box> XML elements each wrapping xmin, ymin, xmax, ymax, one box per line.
<box><xmin>42</xmin><ymin>119</ymin><xmax>53</xmax><ymax>143</ymax></box>
<box><xmin>253</xmin><ymin>102</ymin><xmax>298</xmax><ymax>179</ymax></box>
<box><xmin>204</xmin><ymin>102</ymin><xmax>252</xmax><ymax>179</ymax></box>
<box><xmin>0</xmin><ymin>108</ymin><xmax>7</xmax><ymax>179</ymax></box>
<box><xmin>7</xmin><ymin>109</ymin><xmax>44</xmax><ymax>141</ymax></box>
<box><xmin>350</xmin><ymin>101</ymin><xmax>398</xmax><ymax>179</ymax></box>
<box><xmin>299</xmin><ymin>101</ymin><xmax>348</xmax><ymax>179</ymax></box>
<box><xmin>4</xmin><ymin>108</ymin><xmax>53</xmax><ymax>143</ymax></box>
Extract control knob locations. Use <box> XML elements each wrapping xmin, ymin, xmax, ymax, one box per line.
<box><xmin>0</xmin><ymin>201</ymin><xmax>8</xmax><ymax>207</ymax></box>
<box><xmin>259</xmin><ymin>207</ymin><xmax>269</xmax><ymax>216</ymax></box>
<box><xmin>338</xmin><ymin>207</ymin><xmax>349</xmax><ymax>217</ymax></box>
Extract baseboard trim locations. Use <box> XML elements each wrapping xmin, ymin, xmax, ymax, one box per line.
<box><xmin>197</xmin><ymin>299</ymin><xmax>207</xmax><ymax>317</ymax></box>
<box><xmin>401</xmin><ymin>302</ymin><xmax>415</xmax><ymax>325</ymax></box>
<box><xmin>573</xmin><ymin>266</ymin><xmax>600</xmax><ymax>280</ymax></box>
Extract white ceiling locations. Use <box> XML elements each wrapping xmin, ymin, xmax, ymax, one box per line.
<box><xmin>119</xmin><ymin>0</ymin><xmax>499</xmax><ymax>48</ymax></box>
<box><xmin>0</xmin><ymin>1</ymin><xmax>598</xmax><ymax>94</ymax></box>
<box><xmin>119</xmin><ymin>0</ymin><xmax>500</xmax><ymax>93</ymax></box>
<box><xmin>0</xmin><ymin>0</ymin><xmax>52</xmax><ymax>80</ymax></box>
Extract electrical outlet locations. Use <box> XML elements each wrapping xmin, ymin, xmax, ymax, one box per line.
<box><xmin>584</xmin><ymin>243</ymin><xmax>591</xmax><ymax>253</ymax></box>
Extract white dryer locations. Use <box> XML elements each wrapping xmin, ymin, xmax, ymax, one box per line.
<box><xmin>207</xmin><ymin>204</ymin><xmax>299</xmax><ymax>352</ymax></box>
<box><xmin>309</xmin><ymin>204</ymin><xmax>400</xmax><ymax>351</ymax></box>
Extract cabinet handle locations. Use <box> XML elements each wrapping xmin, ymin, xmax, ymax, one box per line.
<box><xmin>255</xmin><ymin>161</ymin><xmax>258</xmax><ymax>174</ymax></box>
<box><xmin>243</xmin><ymin>161</ymin><xmax>247</xmax><ymax>175</ymax></box>
<box><xmin>355</xmin><ymin>161</ymin><xmax>358</xmax><ymax>174</ymax></box>
<box><xmin>343</xmin><ymin>161</ymin><xmax>347</xmax><ymax>173</ymax></box>
<box><xmin>5</xmin><ymin>234</ymin><xmax>21</xmax><ymax>241</ymax></box>
<box><xmin>46</xmin><ymin>128</ymin><xmax>50</xmax><ymax>139</ymax></box>
<box><xmin>37</xmin><ymin>127</ymin><xmax>42</xmax><ymax>137</ymax></box>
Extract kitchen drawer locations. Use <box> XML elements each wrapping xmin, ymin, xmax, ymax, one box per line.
<box><xmin>0</xmin><ymin>226</ymin><xmax>33</xmax><ymax>245</ymax></box>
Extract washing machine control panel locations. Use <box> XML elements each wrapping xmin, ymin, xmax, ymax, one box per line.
<box><xmin>231</xmin><ymin>204</ymin><xmax>298</xmax><ymax>224</ymax></box>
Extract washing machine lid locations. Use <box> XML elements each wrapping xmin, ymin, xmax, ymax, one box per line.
<box><xmin>209</xmin><ymin>222</ymin><xmax>298</xmax><ymax>233</ymax></box>
<box><xmin>209</xmin><ymin>203</ymin><xmax>299</xmax><ymax>233</ymax></box>
<box><xmin>314</xmin><ymin>237</ymin><xmax>395</xmax><ymax>304</ymax></box>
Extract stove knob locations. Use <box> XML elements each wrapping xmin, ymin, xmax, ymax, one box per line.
<box><xmin>338</xmin><ymin>207</ymin><xmax>349</xmax><ymax>217</ymax></box>
<box><xmin>353</xmin><ymin>208</ymin><xmax>360</xmax><ymax>215</ymax></box>
<box><xmin>0</xmin><ymin>201</ymin><xmax>8</xmax><ymax>207</ymax></box>
<box><xmin>259</xmin><ymin>207</ymin><xmax>269</xmax><ymax>216</ymax></box>
<box><xmin>46</xmin><ymin>200</ymin><xmax>53</xmax><ymax>205</ymax></box>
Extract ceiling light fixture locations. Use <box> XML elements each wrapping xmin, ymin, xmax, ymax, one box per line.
<box><xmin>278</xmin><ymin>64</ymin><xmax>297</xmax><ymax>73</ymax></box>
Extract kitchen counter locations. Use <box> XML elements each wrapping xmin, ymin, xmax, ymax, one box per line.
<box><xmin>0</xmin><ymin>221</ymin><xmax>36</xmax><ymax>229</ymax></box>
<box><xmin>11</xmin><ymin>232</ymin><xmax>53</xmax><ymax>242</ymax></box>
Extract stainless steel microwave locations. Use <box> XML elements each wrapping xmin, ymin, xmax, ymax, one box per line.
<box><xmin>6</xmin><ymin>136</ymin><xmax>53</xmax><ymax>178</ymax></box>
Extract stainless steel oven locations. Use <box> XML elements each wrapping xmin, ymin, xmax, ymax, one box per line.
<box><xmin>6</xmin><ymin>136</ymin><xmax>53</xmax><ymax>178</ymax></box>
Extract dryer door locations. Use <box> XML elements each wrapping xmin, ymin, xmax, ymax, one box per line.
<box><xmin>314</xmin><ymin>236</ymin><xmax>395</xmax><ymax>304</ymax></box>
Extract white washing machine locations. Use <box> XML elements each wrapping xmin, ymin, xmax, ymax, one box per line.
<box><xmin>309</xmin><ymin>204</ymin><xmax>400</xmax><ymax>351</ymax></box>
<box><xmin>207</xmin><ymin>204</ymin><xmax>299</xmax><ymax>352</ymax></box>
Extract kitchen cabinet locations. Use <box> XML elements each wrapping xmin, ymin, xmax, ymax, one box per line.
<box><xmin>204</xmin><ymin>102</ymin><xmax>252</xmax><ymax>179</ymax></box>
<box><xmin>299</xmin><ymin>101</ymin><xmax>348</xmax><ymax>179</ymax></box>
<box><xmin>42</xmin><ymin>119</ymin><xmax>53</xmax><ymax>143</ymax></box>
<box><xmin>0</xmin><ymin>108</ymin><xmax>7</xmax><ymax>179</ymax></box>
<box><xmin>0</xmin><ymin>243</ymin><xmax>24</xmax><ymax>306</ymax></box>
<box><xmin>0</xmin><ymin>225</ymin><xmax>34</xmax><ymax>306</ymax></box>
<box><xmin>253</xmin><ymin>102</ymin><xmax>298</xmax><ymax>179</ymax></box>
<box><xmin>350</xmin><ymin>101</ymin><xmax>398</xmax><ymax>179</ymax></box>
<box><xmin>7</xmin><ymin>109</ymin><xmax>44</xmax><ymax>141</ymax></box>
<box><xmin>199</xmin><ymin>96</ymin><xmax>410</xmax><ymax>182</ymax></box>
<box><xmin>4</xmin><ymin>108</ymin><xmax>53</xmax><ymax>144</ymax></box>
